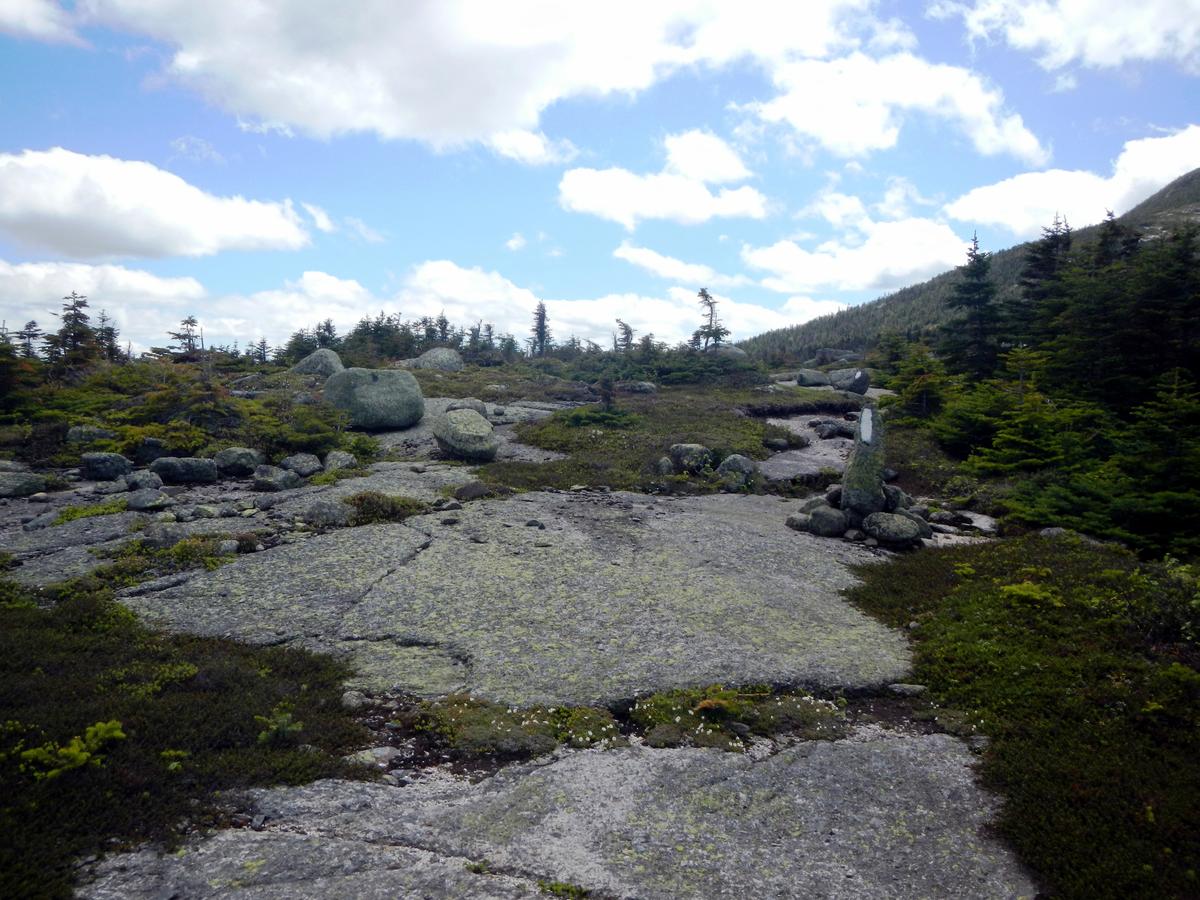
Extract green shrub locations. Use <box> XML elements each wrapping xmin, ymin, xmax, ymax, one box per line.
<box><xmin>342</xmin><ymin>491</ymin><xmax>429</xmax><ymax>524</ymax></box>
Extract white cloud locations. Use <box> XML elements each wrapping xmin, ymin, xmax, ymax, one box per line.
<box><xmin>933</xmin><ymin>0</ymin><xmax>1200</xmax><ymax>72</ymax></box>
<box><xmin>70</xmin><ymin>0</ymin><xmax>907</xmax><ymax>149</ymax></box>
<box><xmin>301</xmin><ymin>203</ymin><xmax>336</xmax><ymax>234</ymax></box>
<box><xmin>944</xmin><ymin>124</ymin><xmax>1200</xmax><ymax>237</ymax></box>
<box><xmin>613</xmin><ymin>241</ymin><xmax>752</xmax><ymax>288</ymax></box>
<box><xmin>781</xmin><ymin>295</ymin><xmax>847</xmax><ymax>321</ymax></box>
<box><xmin>746</xmin><ymin>52</ymin><xmax>1048</xmax><ymax>164</ymax></box>
<box><xmin>344</xmin><ymin>217</ymin><xmax>384</xmax><ymax>244</ymax></box>
<box><xmin>505</xmin><ymin>232</ymin><xmax>527</xmax><ymax>251</ymax></box>
<box><xmin>664</xmin><ymin>130</ymin><xmax>752</xmax><ymax>183</ymax></box>
<box><xmin>0</xmin><ymin>148</ymin><xmax>309</xmax><ymax>258</ymax></box>
<box><xmin>559</xmin><ymin>131</ymin><xmax>765</xmax><ymax>229</ymax></box>
<box><xmin>743</xmin><ymin>215</ymin><xmax>967</xmax><ymax>293</ymax></box>
<box><xmin>487</xmin><ymin>130</ymin><xmax>578</xmax><ymax>165</ymax></box>
<box><xmin>0</xmin><ymin>0</ymin><xmax>81</xmax><ymax>44</ymax></box>
<box><xmin>168</xmin><ymin>135</ymin><xmax>224</xmax><ymax>164</ymax></box>
<box><xmin>873</xmin><ymin>176</ymin><xmax>936</xmax><ymax>219</ymax></box>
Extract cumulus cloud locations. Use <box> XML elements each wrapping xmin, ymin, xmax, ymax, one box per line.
<box><xmin>945</xmin><ymin>124</ymin><xmax>1200</xmax><ymax>237</ymax></box>
<box><xmin>505</xmin><ymin>233</ymin><xmax>527</xmax><ymax>251</ymax></box>
<box><xmin>559</xmin><ymin>132</ymin><xmax>766</xmax><ymax>229</ymax></box>
<box><xmin>745</xmin><ymin>52</ymin><xmax>1048</xmax><ymax>164</ymax></box>
<box><xmin>487</xmin><ymin>130</ymin><xmax>578</xmax><ymax>165</ymax></box>
<box><xmin>743</xmin><ymin>215</ymin><xmax>967</xmax><ymax>293</ymax></box>
<box><xmin>0</xmin><ymin>0</ymin><xmax>81</xmax><ymax>44</ymax></box>
<box><xmin>931</xmin><ymin>0</ymin><xmax>1200</xmax><ymax>72</ymax></box>
<box><xmin>0</xmin><ymin>148</ymin><xmax>310</xmax><ymax>258</ymax></box>
<box><xmin>613</xmin><ymin>241</ymin><xmax>752</xmax><ymax>288</ymax></box>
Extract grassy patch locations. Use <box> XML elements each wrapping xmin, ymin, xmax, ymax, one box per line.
<box><xmin>479</xmin><ymin>386</ymin><xmax>850</xmax><ymax>492</ymax></box>
<box><xmin>308</xmin><ymin>467</ymin><xmax>370</xmax><ymax>486</ymax></box>
<box><xmin>845</xmin><ymin>534</ymin><xmax>1200</xmax><ymax>898</ymax></box>
<box><xmin>539</xmin><ymin>880</ymin><xmax>591</xmax><ymax>898</ymax></box>
<box><xmin>341</xmin><ymin>491</ymin><xmax>429</xmax><ymax>524</ymax></box>
<box><xmin>408</xmin><ymin>364</ymin><xmax>595</xmax><ymax>404</ymax></box>
<box><xmin>0</xmin><ymin>577</ymin><xmax>369</xmax><ymax>898</ymax></box>
<box><xmin>52</xmin><ymin>496</ymin><xmax>129</xmax><ymax>525</ymax></box>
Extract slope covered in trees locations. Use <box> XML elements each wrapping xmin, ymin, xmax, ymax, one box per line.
<box><xmin>739</xmin><ymin>167</ymin><xmax>1200</xmax><ymax>364</ymax></box>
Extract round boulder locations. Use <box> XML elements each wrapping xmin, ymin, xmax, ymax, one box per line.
<box><xmin>82</xmin><ymin>452</ymin><xmax>132</xmax><ymax>481</ymax></box>
<box><xmin>862</xmin><ymin>512</ymin><xmax>922</xmax><ymax>546</ymax></box>
<box><xmin>704</xmin><ymin>344</ymin><xmax>749</xmax><ymax>360</ymax></box>
<box><xmin>302</xmin><ymin>498</ymin><xmax>352</xmax><ymax>528</ymax></box>
<box><xmin>324</xmin><ymin>368</ymin><xmax>424</xmax><ymax>430</ymax></box>
<box><xmin>214</xmin><ymin>447</ymin><xmax>265</xmax><ymax>477</ymax></box>
<box><xmin>290</xmin><ymin>348</ymin><xmax>344</xmax><ymax>377</ymax></box>
<box><xmin>795</xmin><ymin>369</ymin><xmax>831</xmax><ymax>387</ymax></box>
<box><xmin>432</xmin><ymin>408</ymin><xmax>500</xmax><ymax>461</ymax></box>
<box><xmin>253</xmin><ymin>465</ymin><xmax>303</xmax><ymax>492</ymax></box>
<box><xmin>150</xmin><ymin>457</ymin><xmax>218</xmax><ymax>484</ymax></box>
<box><xmin>127</xmin><ymin>470</ymin><xmax>164</xmax><ymax>491</ymax></box>
<box><xmin>322</xmin><ymin>450</ymin><xmax>358</xmax><ymax>472</ymax></box>
<box><xmin>787</xmin><ymin>504</ymin><xmax>848</xmax><ymax>537</ymax></box>
<box><xmin>412</xmin><ymin>347</ymin><xmax>465</xmax><ymax>372</ymax></box>
<box><xmin>280</xmin><ymin>453</ymin><xmax>323</xmax><ymax>477</ymax></box>
<box><xmin>828</xmin><ymin>368</ymin><xmax>870</xmax><ymax>395</ymax></box>
<box><xmin>716</xmin><ymin>454</ymin><xmax>756</xmax><ymax>490</ymax></box>
<box><xmin>126</xmin><ymin>488</ymin><xmax>175</xmax><ymax>512</ymax></box>
<box><xmin>668</xmin><ymin>443</ymin><xmax>714</xmax><ymax>475</ymax></box>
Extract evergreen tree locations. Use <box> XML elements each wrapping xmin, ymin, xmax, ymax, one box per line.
<box><xmin>16</xmin><ymin>321</ymin><xmax>41</xmax><ymax>359</ymax></box>
<box><xmin>530</xmin><ymin>302</ymin><xmax>550</xmax><ymax>357</ymax></box>
<box><xmin>314</xmin><ymin>318</ymin><xmax>338</xmax><ymax>348</ymax></box>
<box><xmin>695</xmin><ymin>288</ymin><xmax>730</xmax><ymax>348</ymax></box>
<box><xmin>939</xmin><ymin>235</ymin><xmax>1000</xmax><ymax>379</ymax></box>
<box><xmin>1014</xmin><ymin>214</ymin><xmax>1070</xmax><ymax>345</ymax></box>
<box><xmin>169</xmin><ymin>315</ymin><xmax>200</xmax><ymax>354</ymax></box>
<box><xmin>42</xmin><ymin>292</ymin><xmax>99</xmax><ymax>374</ymax></box>
<box><xmin>615</xmin><ymin>318</ymin><xmax>635</xmax><ymax>353</ymax></box>
<box><xmin>95</xmin><ymin>309</ymin><xmax>122</xmax><ymax>362</ymax></box>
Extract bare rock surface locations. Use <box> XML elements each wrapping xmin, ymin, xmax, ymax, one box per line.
<box><xmin>81</xmin><ymin>731</ymin><xmax>1037</xmax><ymax>899</ymax></box>
<box><xmin>760</xmin><ymin>415</ymin><xmax>854</xmax><ymax>482</ymax></box>
<box><xmin>118</xmin><ymin>491</ymin><xmax>907</xmax><ymax>704</ymax></box>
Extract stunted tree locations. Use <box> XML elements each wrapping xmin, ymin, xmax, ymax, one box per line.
<box><xmin>615</xmin><ymin>318</ymin><xmax>635</xmax><ymax>353</ymax></box>
<box><xmin>169</xmin><ymin>315</ymin><xmax>200</xmax><ymax>354</ymax></box>
<box><xmin>696</xmin><ymin>288</ymin><xmax>730</xmax><ymax>349</ymax></box>
<box><xmin>939</xmin><ymin>235</ymin><xmax>1000</xmax><ymax>379</ymax></box>
<box><xmin>16</xmin><ymin>321</ymin><xmax>41</xmax><ymax>359</ymax></box>
<box><xmin>530</xmin><ymin>302</ymin><xmax>550</xmax><ymax>357</ymax></box>
<box><xmin>43</xmin><ymin>292</ymin><xmax>99</xmax><ymax>373</ymax></box>
<box><xmin>95</xmin><ymin>309</ymin><xmax>122</xmax><ymax>362</ymax></box>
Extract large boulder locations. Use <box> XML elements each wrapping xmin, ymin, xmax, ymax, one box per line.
<box><xmin>412</xmin><ymin>347</ymin><xmax>465</xmax><ymax>372</ymax></box>
<box><xmin>253</xmin><ymin>465</ymin><xmax>303</xmax><ymax>492</ymax></box>
<box><xmin>81</xmin><ymin>452</ymin><xmax>132</xmax><ymax>481</ymax></box>
<box><xmin>862</xmin><ymin>512</ymin><xmax>922</xmax><ymax>547</ymax></box>
<box><xmin>432</xmin><ymin>409</ymin><xmax>500</xmax><ymax>461</ymax></box>
<box><xmin>66</xmin><ymin>424</ymin><xmax>115</xmax><ymax>444</ymax></box>
<box><xmin>150</xmin><ymin>457</ymin><xmax>219</xmax><ymax>485</ymax></box>
<box><xmin>787</xmin><ymin>504</ymin><xmax>848</xmax><ymax>537</ymax></box>
<box><xmin>0</xmin><ymin>472</ymin><xmax>47</xmax><ymax>498</ymax></box>
<box><xmin>290</xmin><ymin>348</ymin><xmax>344</xmax><ymax>377</ymax></box>
<box><xmin>324</xmin><ymin>368</ymin><xmax>424</xmax><ymax>430</ymax></box>
<box><xmin>133</xmin><ymin>437</ymin><xmax>170</xmax><ymax>466</ymax></box>
<box><xmin>126</xmin><ymin>488</ymin><xmax>175</xmax><ymax>512</ymax></box>
<box><xmin>829</xmin><ymin>368</ymin><xmax>870</xmax><ymax>395</ymax></box>
<box><xmin>716</xmin><ymin>454</ymin><xmax>756</xmax><ymax>490</ymax></box>
<box><xmin>280</xmin><ymin>453</ymin><xmax>324</xmax><ymax>477</ymax></box>
<box><xmin>841</xmin><ymin>407</ymin><xmax>887</xmax><ymax>517</ymax></box>
<box><xmin>795</xmin><ymin>369</ymin><xmax>830</xmax><ymax>387</ymax></box>
<box><xmin>894</xmin><ymin>508</ymin><xmax>933</xmax><ymax>539</ymax></box>
<box><xmin>302</xmin><ymin>498</ymin><xmax>352</xmax><ymax>528</ymax></box>
<box><xmin>126</xmin><ymin>470</ymin><xmax>164</xmax><ymax>491</ymax></box>
<box><xmin>668</xmin><ymin>443</ymin><xmax>714</xmax><ymax>475</ymax></box>
<box><xmin>322</xmin><ymin>450</ymin><xmax>358</xmax><ymax>472</ymax></box>
<box><xmin>214</xmin><ymin>447</ymin><xmax>264</xmax><ymax>477</ymax></box>
<box><xmin>704</xmin><ymin>344</ymin><xmax>749</xmax><ymax>360</ymax></box>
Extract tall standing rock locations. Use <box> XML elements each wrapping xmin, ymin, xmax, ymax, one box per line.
<box><xmin>324</xmin><ymin>368</ymin><xmax>424</xmax><ymax>429</ymax></box>
<box><xmin>841</xmin><ymin>406</ymin><xmax>887</xmax><ymax>517</ymax></box>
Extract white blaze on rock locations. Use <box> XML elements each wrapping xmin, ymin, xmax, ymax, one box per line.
<box><xmin>860</xmin><ymin>407</ymin><xmax>874</xmax><ymax>445</ymax></box>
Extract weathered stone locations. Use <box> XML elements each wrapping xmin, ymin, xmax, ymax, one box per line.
<box><xmin>862</xmin><ymin>512</ymin><xmax>922</xmax><ymax>546</ymax></box>
<box><xmin>132</xmin><ymin>437</ymin><xmax>169</xmax><ymax>466</ymax></box>
<box><xmin>280</xmin><ymin>453</ymin><xmax>323</xmax><ymax>477</ymax></box>
<box><xmin>829</xmin><ymin>367</ymin><xmax>870</xmax><ymax>394</ymax></box>
<box><xmin>324</xmin><ymin>368</ymin><xmax>424</xmax><ymax>429</ymax></box>
<box><xmin>290</xmin><ymin>348</ymin><xmax>345</xmax><ymax>377</ymax></box>
<box><xmin>814</xmin><ymin>420</ymin><xmax>855</xmax><ymax>440</ymax></box>
<box><xmin>253</xmin><ymin>465</ymin><xmax>304</xmax><ymax>492</ymax></box>
<box><xmin>214</xmin><ymin>447</ymin><xmax>264</xmax><ymax>477</ymax></box>
<box><xmin>841</xmin><ymin>407</ymin><xmax>887</xmax><ymax>517</ymax></box>
<box><xmin>141</xmin><ymin>523</ymin><xmax>188</xmax><ymax>550</ymax></box>
<box><xmin>446</xmin><ymin>397</ymin><xmax>487</xmax><ymax>415</ymax></box>
<box><xmin>93</xmin><ymin>477</ymin><xmax>129</xmax><ymax>495</ymax></box>
<box><xmin>654</xmin><ymin>456</ymin><xmax>675</xmax><ymax>476</ymax></box>
<box><xmin>715</xmin><ymin>454</ymin><xmax>756</xmax><ymax>490</ymax></box>
<box><xmin>432</xmin><ymin>408</ymin><xmax>500</xmax><ymax>461</ymax></box>
<box><xmin>321</xmin><ymin>450</ymin><xmax>358</xmax><ymax>472</ymax></box>
<box><xmin>794</xmin><ymin>368</ymin><xmax>831</xmax><ymax>387</ymax></box>
<box><xmin>704</xmin><ymin>344</ymin><xmax>749</xmax><ymax>360</ymax></box>
<box><xmin>82</xmin><ymin>451</ymin><xmax>132</xmax><ymax>481</ymax></box>
<box><xmin>883</xmin><ymin>483</ymin><xmax>913</xmax><ymax>511</ymax></box>
<box><xmin>303</xmin><ymin>498</ymin><xmax>352</xmax><ymax>528</ymax></box>
<box><xmin>126</xmin><ymin>470</ymin><xmax>163</xmax><ymax>491</ymax></box>
<box><xmin>786</xmin><ymin>505</ymin><xmax>848</xmax><ymax>537</ymax></box>
<box><xmin>894</xmin><ymin>508</ymin><xmax>933</xmax><ymax>539</ymax></box>
<box><xmin>668</xmin><ymin>443</ymin><xmax>714</xmax><ymax>475</ymax></box>
<box><xmin>826</xmin><ymin>484</ymin><xmax>843</xmax><ymax>508</ymax></box>
<box><xmin>0</xmin><ymin>472</ymin><xmax>49</xmax><ymax>498</ymax></box>
<box><xmin>411</xmin><ymin>347</ymin><xmax>465</xmax><ymax>371</ymax></box>
<box><xmin>150</xmin><ymin>457</ymin><xmax>218</xmax><ymax>484</ymax></box>
<box><xmin>66</xmin><ymin>424</ymin><xmax>115</xmax><ymax>443</ymax></box>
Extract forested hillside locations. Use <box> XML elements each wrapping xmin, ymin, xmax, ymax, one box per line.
<box><xmin>740</xmin><ymin>167</ymin><xmax>1200</xmax><ymax>364</ymax></box>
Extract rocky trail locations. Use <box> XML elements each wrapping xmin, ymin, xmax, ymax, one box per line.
<box><xmin>1</xmin><ymin>391</ymin><xmax>1031</xmax><ymax>899</ymax></box>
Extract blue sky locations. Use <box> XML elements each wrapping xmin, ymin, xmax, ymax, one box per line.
<box><xmin>1</xmin><ymin>0</ymin><xmax>1198</xmax><ymax>353</ymax></box>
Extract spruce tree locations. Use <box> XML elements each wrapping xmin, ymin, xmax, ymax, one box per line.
<box><xmin>939</xmin><ymin>235</ymin><xmax>999</xmax><ymax>380</ymax></box>
<box><xmin>529</xmin><ymin>302</ymin><xmax>550</xmax><ymax>357</ymax></box>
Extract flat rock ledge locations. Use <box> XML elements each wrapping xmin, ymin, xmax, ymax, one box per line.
<box><xmin>80</xmin><ymin>730</ymin><xmax>1038</xmax><ymax>899</ymax></box>
<box><xmin>120</xmin><ymin>492</ymin><xmax>910</xmax><ymax>706</ymax></box>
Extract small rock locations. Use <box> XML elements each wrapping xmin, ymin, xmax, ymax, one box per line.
<box><xmin>253</xmin><ymin>465</ymin><xmax>303</xmax><ymax>492</ymax></box>
<box><xmin>323</xmin><ymin>450</ymin><xmax>358</xmax><ymax>472</ymax></box>
<box><xmin>303</xmin><ymin>498</ymin><xmax>351</xmax><ymax>528</ymax></box>
<box><xmin>341</xmin><ymin>690</ymin><xmax>368</xmax><ymax>710</ymax></box>
<box><xmin>525</xmin><ymin>519</ymin><xmax>545</xmax><ymax>529</ymax></box>
<box><xmin>28</xmin><ymin>492</ymin><xmax>50</xmax><ymax>503</ymax></box>
<box><xmin>447</xmin><ymin>397</ymin><xmax>487</xmax><ymax>415</ymax></box>
<box><xmin>81</xmin><ymin>452</ymin><xmax>132</xmax><ymax>482</ymax></box>
<box><xmin>22</xmin><ymin>511</ymin><xmax>58</xmax><ymax>531</ymax></box>
<box><xmin>668</xmin><ymin>443</ymin><xmax>713</xmax><ymax>475</ymax></box>
<box><xmin>142</xmin><ymin>523</ymin><xmax>187</xmax><ymax>549</ymax></box>
<box><xmin>126</xmin><ymin>470</ymin><xmax>164</xmax><ymax>491</ymax></box>
<box><xmin>440</xmin><ymin>516</ymin><xmax>460</xmax><ymax>526</ymax></box>
<box><xmin>66</xmin><ymin>424</ymin><xmax>116</xmax><ymax>444</ymax></box>
<box><xmin>216</xmin><ymin>539</ymin><xmax>240</xmax><ymax>555</ymax></box>
<box><xmin>126</xmin><ymin>488</ymin><xmax>175</xmax><ymax>511</ymax></box>
<box><xmin>280</xmin><ymin>453</ymin><xmax>323</xmax><ymax>477</ymax></box>
<box><xmin>862</xmin><ymin>512</ymin><xmax>923</xmax><ymax>546</ymax></box>
<box><xmin>214</xmin><ymin>447</ymin><xmax>265</xmax><ymax>477</ymax></box>
<box><xmin>93</xmin><ymin>476</ymin><xmax>129</xmax><ymax>495</ymax></box>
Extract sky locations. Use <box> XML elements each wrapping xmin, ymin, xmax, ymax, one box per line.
<box><xmin>1</xmin><ymin>0</ymin><xmax>1198</xmax><ymax>354</ymax></box>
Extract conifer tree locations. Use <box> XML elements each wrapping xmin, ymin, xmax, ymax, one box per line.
<box><xmin>529</xmin><ymin>302</ymin><xmax>550</xmax><ymax>357</ymax></box>
<box><xmin>939</xmin><ymin>235</ymin><xmax>999</xmax><ymax>379</ymax></box>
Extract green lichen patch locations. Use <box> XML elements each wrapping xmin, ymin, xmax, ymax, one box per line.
<box><xmin>52</xmin><ymin>496</ymin><xmax>129</xmax><ymax>525</ymax></box>
<box><xmin>845</xmin><ymin>533</ymin><xmax>1200</xmax><ymax>898</ymax></box>
<box><xmin>628</xmin><ymin>685</ymin><xmax>845</xmax><ymax>750</ymax></box>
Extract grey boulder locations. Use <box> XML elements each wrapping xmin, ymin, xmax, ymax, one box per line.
<box><xmin>668</xmin><ymin>443</ymin><xmax>714</xmax><ymax>475</ymax></box>
<box><xmin>302</xmin><ymin>498</ymin><xmax>352</xmax><ymax>528</ymax></box>
<box><xmin>446</xmin><ymin>397</ymin><xmax>487</xmax><ymax>416</ymax></box>
<box><xmin>214</xmin><ymin>447</ymin><xmax>265</xmax><ymax>477</ymax></box>
<box><xmin>787</xmin><ymin>504</ymin><xmax>849</xmax><ymax>537</ymax></box>
<box><xmin>0</xmin><ymin>472</ymin><xmax>48</xmax><ymax>498</ymax></box>
<box><xmin>412</xmin><ymin>347</ymin><xmax>465</xmax><ymax>371</ymax></box>
<box><xmin>66</xmin><ymin>424</ymin><xmax>115</xmax><ymax>443</ymax></box>
<box><xmin>322</xmin><ymin>450</ymin><xmax>359</xmax><ymax>472</ymax></box>
<box><xmin>290</xmin><ymin>348</ymin><xmax>344</xmax><ymax>377</ymax></box>
<box><xmin>81</xmin><ymin>451</ymin><xmax>131</xmax><ymax>481</ymax></box>
<box><xmin>862</xmin><ymin>512</ymin><xmax>923</xmax><ymax>546</ymax></box>
<box><xmin>253</xmin><ymin>465</ymin><xmax>304</xmax><ymax>492</ymax></box>
<box><xmin>795</xmin><ymin>368</ymin><xmax>831</xmax><ymax>387</ymax></box>
<box><xmin>126</xmin><ymin>470</ymin><xmax>164</xmax><ymax>491</ymax></box>
<box><xmin>829</xmin><ymin>367</ymin><xmax>871</xmax><ymax>395</ymax></box>
<box><xmin>281</xmin><ymin>453</ymin><xmax>324</xmax><ymax>477</ymax></box>
<box><xmin>324</xmin><ymin>368</ymin><xmax>424</xmax><ymax>429</ymax></box>
<box><xmin>151</xmin><ymin>457</ymin><xmax>219</xmax><ymax>484</ymax></box>
<box><xmin>432</xmin><ymin>409</ymin><xmax>500</xmax><ymax>461</ymax></box>
<box><xmin>126</xmin><ymin>488</ymin><xmax>176</xmax><ymax>512</ymax></box>
<box><xmin>704</xmin><ymin>344</ymin><xmax>749</xmax><ymax>360</ymax></box>
<box><xmin>716</xmin><ymin>454</ymin><xmax>756</xmax><ymax>490</ymax></box>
